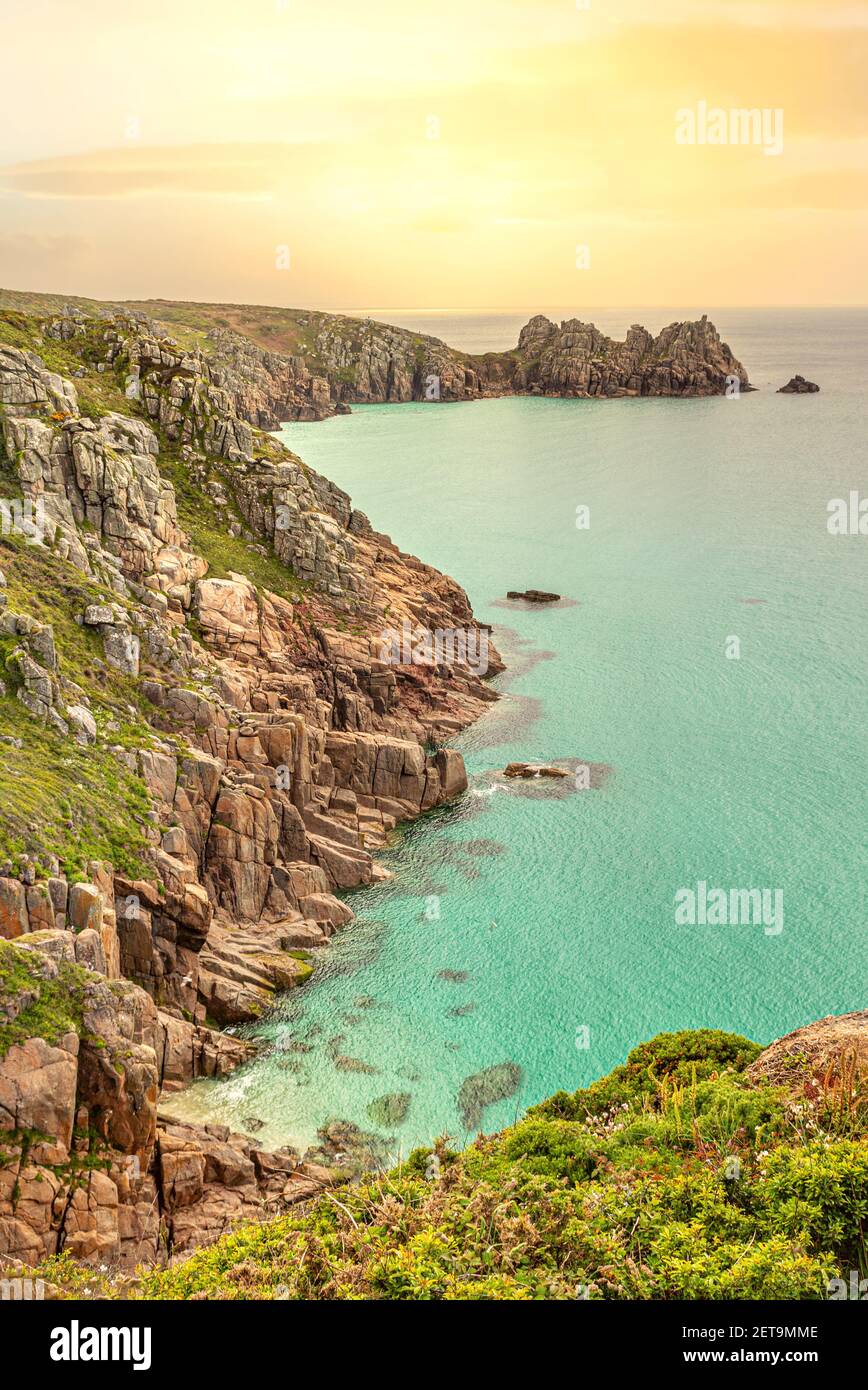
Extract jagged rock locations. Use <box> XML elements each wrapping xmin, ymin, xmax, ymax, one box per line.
<box><xmin>102</xmin><ymin>627</ymin><xmax>140</xmax><ymax>676</ymax></box>
<box><xmin>0</xmin><ymin>878</ymin><xmax>29</xmax><ymax>938</ymax></box>
<box><xmin>778</xmin><ymin>375</ymin><xmax>819</xmax><ymax>393</ymax></box>
<box><xmin>66</xmin><ymin>704</ymin><xmax>97</xmax><ymax>745</ymax></box>
<box><xmin>68</xmin><ymin>882</ymin><xmax>102</xmax><ymax>933</ymax></box>
<box><xmin>0</xmin><ymin>1033</ymin><xmax>79</xmax><ymax>1157</ymax></box>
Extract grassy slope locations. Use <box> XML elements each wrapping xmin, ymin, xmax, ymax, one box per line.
<box><xmin>0</xmin><ymin>938</ymin><xmax>90</xmax><ymax>1058</ymax></box>
<box><xmin>31</xmin><ymin>1027</ymin><xmax>868</xmax><ymax>1301</ymax></box>
<box><xmin>0</xmin><ymin>287</ymin><xmax>481</xmax><ymax>365</ymax></box>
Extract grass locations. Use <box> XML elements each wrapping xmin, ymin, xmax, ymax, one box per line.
<box><xmin>0</xmin><ymin>939</ymin><xmax>89</xmax><ymax>1058</ymax></box>
<box><xmin>0</xmin><ymin>535</ymin><xmax>157</xmax><ymax>879</ymax></box>
<box><xmin>154</xmin><ymin>443</ymin><xmax>307</xmax><ymax>599</ymax></box>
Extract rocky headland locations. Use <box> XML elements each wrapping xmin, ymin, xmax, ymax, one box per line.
<box><xmin>0</xmin><ymin>291</ymin><xmax>751</xmax><ymax>425</ymax></box>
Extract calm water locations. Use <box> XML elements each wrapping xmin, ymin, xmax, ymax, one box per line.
<box><xmin>166</xmin><ymin>309</ymin><xmax>868</xmax><ymax>1155</ymax></box>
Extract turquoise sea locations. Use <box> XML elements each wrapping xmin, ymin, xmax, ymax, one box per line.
<box><xmin>168</xmin><ymin>309</ymin><xmax>868</xmax><ymax>1155</ymax></box>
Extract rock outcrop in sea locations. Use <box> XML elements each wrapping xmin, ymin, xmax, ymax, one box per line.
<box><xmin>778</xmin><ymin>374</ymin><xmax>820</xmax><ymax>393</ymax></box>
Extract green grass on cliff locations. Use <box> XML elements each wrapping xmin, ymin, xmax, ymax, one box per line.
<box><xmin>0</xmin><ymin>939</ymin><xmax>89</xmax><ymax>1058</ymax></box>
<box><xmin>154</xmin><ymin>443</ymin><xmax>308</xmax><ymax>602</ymax></box>
<box><xmin>121</xmin><ymin>1030</ymin><xmax>866</xmax><ymax>1301</ymax></box>
<box><xmin>0</xmin><ymin>536</ymin><xmax>154</xmax><ymax>880</ymax></box>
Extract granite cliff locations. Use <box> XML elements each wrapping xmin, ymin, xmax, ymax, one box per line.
<box><xmin>0</xmin><ymin>301</ymin><xmax>498</xmax><ymax>1266</ymax></box>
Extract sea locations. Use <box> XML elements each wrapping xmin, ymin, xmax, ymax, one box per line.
<box><xmin>163</xmin><ymin>307</ymin><xmax>868</xmax><ymax>1156</ymax></box>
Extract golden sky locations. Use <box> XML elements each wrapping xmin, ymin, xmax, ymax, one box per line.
<box><xmin>2</xmin><ymin>0</ymin><xmax>867</xmax><ymax>308</ymax></box>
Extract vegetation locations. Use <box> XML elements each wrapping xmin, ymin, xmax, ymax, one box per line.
<box><xmin>25</xmin><ymin>1027</ymin><xmax>864</xmax><ymax>1301</ymax></box>
<box><xmin>0</xmin><ymin>535</ymin><xmax>155</xmax><ymax>880</ymax></box>
<box><xmin>0</xmin><ymin>939</ymin><xmax>89</xmax><ymax>1057</ymax></box>
<box><xmin>154</xmin><ymin>443</ymin><xmax>306</xmax><ymax>599</ymax></box>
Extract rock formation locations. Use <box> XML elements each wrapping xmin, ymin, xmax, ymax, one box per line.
<box><xmin>174</xmin><ymin>310</ymin><xmax>752</xmax><ymax>414</ymax></box>
<box><xmin>778</xmin><ymin>374</ymin><xmax>820</xmax><ymax>393</ymax></box>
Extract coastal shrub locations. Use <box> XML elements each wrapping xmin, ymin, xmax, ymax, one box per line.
<box><xmin>642</xmin><ymin>1226</ymin><xmax>833</xmax><ymax>1301</ymax></box>
<box><xmin>500</xmin><ymin>1118</ymin><xmax>598</xmax><ymax>1183</ymax></box>
<box><xmin>535</xmin><ymin>1029</ymin><xmax>761</xmax><ymax>1121</ymax></box>
<box><xmin>757</xmin><ymin>1141</ymin><xmax>868</xmax><ymax>1265</ymax></box>
<box><xmin>367</xmin><ymin>1229</ymin><xmax>460</xmax><ymax>1299</ymax></box>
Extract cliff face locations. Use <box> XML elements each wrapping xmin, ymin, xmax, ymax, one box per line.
<box><xmin>0</xmin><ymin>303</ymin><xmax>499</xmax><ymax>1267</ymax></box>
<box><xmin>506</xmin><ymin>312</ymin><xmax>747</xmax><ymax>399</ymax></box>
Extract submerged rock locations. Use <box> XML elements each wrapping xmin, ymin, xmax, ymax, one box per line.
<box><xmin>457</xmin><ymin>1061</ymin><xmax>523</xmax><ymax>1131</ymax></box>
<box><xmin>304</xmin><ymin>1119</ymin><xmax>393</xmax><ymax>1173</ymax></box>
<box><xmin>503</xmin><ymin>762</ymin><xmax>569</xmax><ymax>779</ymax></box>
<box><xmin>366</xmin><ymin>1092</ymin><xmax>411</xmax><ymax>1128</ymax></box>
<box><xmin>333</xmin><ymin>1054</ymin><xmax>379</xmax><ymax>1075</ymax></box>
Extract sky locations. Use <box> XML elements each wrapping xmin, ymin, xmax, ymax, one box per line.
<box><xmin>1</xmin><ymin>0</ymin><xmax>867</xmax><ymax>310</ymax></box>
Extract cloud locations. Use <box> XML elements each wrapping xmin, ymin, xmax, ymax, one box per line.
<box><xmin>0</xmin><ymin>144</ymin><xmax>325</xmax><ymax>201</ymax></box>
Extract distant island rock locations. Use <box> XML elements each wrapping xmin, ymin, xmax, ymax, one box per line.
<box><xmin>778</xmin><ymin>375</ymin><xmax>819</xmax><ymax>393</ymax></box>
